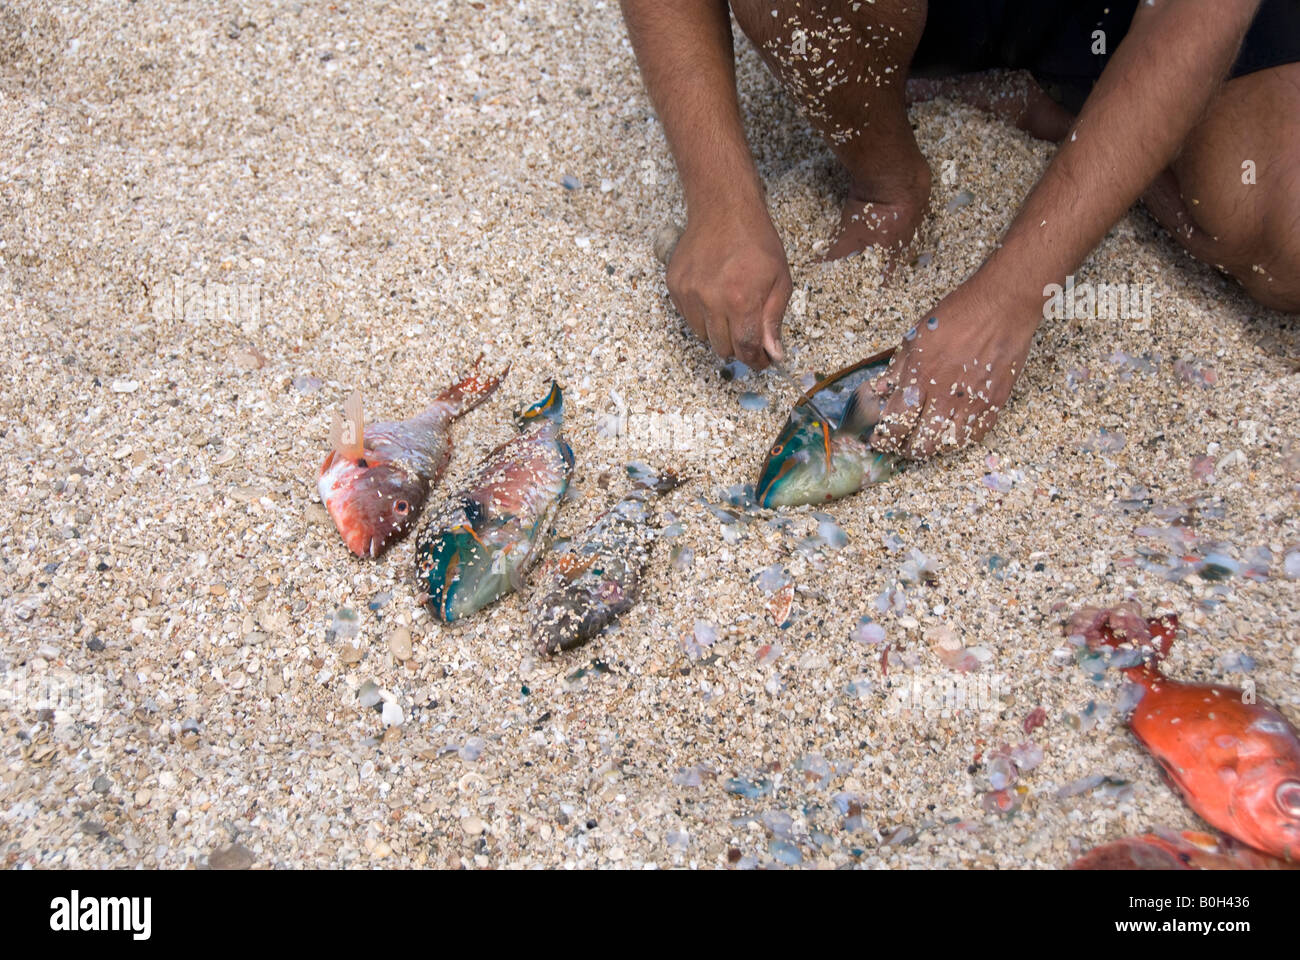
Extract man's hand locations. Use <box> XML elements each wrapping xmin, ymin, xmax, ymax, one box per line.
<box><xmin>667</xmin><ymin>198</ymin><xmax>790</xmax><ymax>369</ymax></box>
<box><xmin>620</xmin><ymin>0</ymin><xmax>789</xmax><ymax>368</ymax></box>
<box><xmin>869</xmin><ymin>280</ymin><xmax>1039</xmax><ymax>459</ymax></box>
<box><xmin>871</xmin><ymin>0</ymin><xmax>1260</xmax><ymax>459</ymax></box>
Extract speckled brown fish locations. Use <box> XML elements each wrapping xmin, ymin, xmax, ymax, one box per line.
<box><xmin>528</xmin><ymin>463</ymin><xmax>682</xmax><ymax>656</ymax></box>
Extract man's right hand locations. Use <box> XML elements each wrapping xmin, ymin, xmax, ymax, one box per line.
<box><xmin>666</xmin><ymin>198</ymin><xmax>791</xmax><ymax>370</ymax></box>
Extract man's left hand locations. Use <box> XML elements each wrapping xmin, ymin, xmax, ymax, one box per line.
<box><xmin>869</xmin><ymin>280</ymin><xmax>1040</xmax><ymax>460</ymax></box>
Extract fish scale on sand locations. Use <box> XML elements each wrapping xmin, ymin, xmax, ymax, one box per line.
<box><xmin>414</xmin><ymin>381</ymin><xmax>573</xmax><ymax>622</ymax></box>
<box><xmin>317</xmin><ymin>358</ymin><xmax>507</xmax><ymax>558</ymax></box>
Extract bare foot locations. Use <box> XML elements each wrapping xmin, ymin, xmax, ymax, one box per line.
<box><xmin>906</xmin><ymin>70</ymin><xmax>1074</xmax><ymax>142</ymax></box>
<box><xmin>825</xmin><ymin>151</ymin><xmax>932</xmax><ymax>263</ymax></box>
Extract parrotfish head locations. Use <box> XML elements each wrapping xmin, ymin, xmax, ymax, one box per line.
<box><xmin>757</xmin><ymin>407</ymin><xmax>881</xmax><ymax>508</ymax></box>
<box><xmin>416</xmin><ymin>497</ymin><xmax>513</xmax><ymax>622</ymax></box>
<box><xmin>1226</xmin><ymin>744</ymin><xmax>1300</xmax><ymax>861</ymax></box>
<box><xmin>418</xmin><ymin>527</ymin><xmax>491</xmax><ymax>623</ymax></box>
<box><xmin>514</xmin><ymin>380</ymin><xmax>564</xmax><ymax>428</ymax></box>
<box><xmin>318</xmin><ymin>450</ymin><xmax>427</xmax><ymax>558</ymax></box>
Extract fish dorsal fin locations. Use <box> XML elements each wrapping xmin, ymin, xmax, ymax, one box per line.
<box><xmin>330</xmin><ymin>389</ymin><xmax>366</xmax><ymax>459</ymax></box>
<box><xmin>801</xmin><ymin>348</ymin><xmax>895</xmax><ymax>405</ymax></box>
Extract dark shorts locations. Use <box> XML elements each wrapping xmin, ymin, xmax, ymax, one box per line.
<box><xmin>913</xmin><ymin>0</ymin><xmax>1300</xmax><ymax>113</ymax></box>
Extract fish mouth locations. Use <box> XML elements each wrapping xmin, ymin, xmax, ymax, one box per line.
<box><xmin>755</xmin><ymin>401</ymin><xmax>831</xmax><ymax>508</ymax></box>
<box><xmin>319</xmin><ymin>453</ymin><xmax>424</xmax><ymax>558</ymax></box>
<box><xmin>334</xmin><ymin>510</ymin><xmax>402</xmax><ymax>559</ymax></box>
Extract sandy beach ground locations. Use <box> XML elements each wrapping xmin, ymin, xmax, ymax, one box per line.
<box><xmin>1</xmin><ymin>1</ymin><xmax>1297</xmax><ymax>869</ymax></box>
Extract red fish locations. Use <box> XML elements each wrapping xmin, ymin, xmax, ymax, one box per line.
<box><xmin>318</xmin><ymin>359</ymin><xmax>506</xmax><ymax>558</ymax></box>
<box><xmin>1078</xmin><ymin>605</ymin><xmax>1300</xmax><ymax>861</ymax></box>
<box><xmin>1072</xmin><ymin>829</ymin><xmax>1299</xmax><ymax>870</ymax></box>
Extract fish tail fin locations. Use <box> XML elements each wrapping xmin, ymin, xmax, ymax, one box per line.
<box><xmin>329</xmin><ymin>390</ymin><xmax>366</xmax><ymax>459</ymax></box>
<box><xmin>515</xmin><ymin>380</ymin><xmax>564</xmax><ymax>428</ymax></box>
<box><xmin>436</xmin><ymin>354</ymin><xmax>509</xmax><ymax>418</ymax></box>
<box><xmin>1073</xmin><ymin>605</ymin><xmax>1171</xmax><ymax>681</ymax></box>
<box><xmin>1072</xmin><ymin>602</ymin><xmax>1152</xmax><ymax>648</ymax></box>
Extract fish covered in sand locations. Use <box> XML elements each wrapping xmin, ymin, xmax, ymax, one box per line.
<box><xmin>756</xmin><ymin>349</ymin><xmax>899</xmax><ymax>508</ymax></box>
<box><xmin>1072</xmin><ymin>828</ymin><xmax>1298</xmax><ymax>870</ymax></box>
<box><xmin>528</xmin><ymin>463</ymin><xmax>682</xmax><ymax>656</ymax></box>
<box><xmin>1076</xmin><ymin>604</ymin><xmax>1300</xmax><ymax>861</ymax></box>
<box><xmin>414</xmin><ymin>381</ymin><xmax>572</xmax><ymax>622</ymax></box>
<box><xmin>318</xmin><ymin>358</ymin><xmax>506</xmax><ymax>557</ymax></box>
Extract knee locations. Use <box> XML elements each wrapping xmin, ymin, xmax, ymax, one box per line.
<box><xmin>1183</xmin><ymin>157</ymin><xmax>1299</xmax><ymax>311</ymax></box>
<box><xmin>1235</xmin><ymin>263</ymin><xmax>1300</xmax><ymax>313</ymax></box>
<box><xmin>1226</xmin><ymin>187</ymin><xmax>1300</xmax><ymax>313</ymax></box>
<box><xmin>730</xmin><ymin>0</ymin><xmax>927</xmax><ymax>50</ymax></box>
<box><xmin>728</xmin><ymin>0</ymin><xmax>779</xmax><ymax>47</ymax></box>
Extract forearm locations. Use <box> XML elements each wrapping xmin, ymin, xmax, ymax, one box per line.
<box><xmin>619</xmin><ymin>0</ymin><xmax>764</xmax><ymax>215</ymax></box>
<box><xmin>978</xmin><ymin>0</ymin><xmax>1261</xmax><ymax>300</ymax></box>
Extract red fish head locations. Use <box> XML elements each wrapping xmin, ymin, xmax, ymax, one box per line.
<box><xmin>318</xmin><ymin>450</ymin><xmax>427</xmax><ymax>558</ymax></box>
<box><xmin>1227</xmin><ymin>755</ymin><xmax>1300</xmax><ymax>861</ymax></box>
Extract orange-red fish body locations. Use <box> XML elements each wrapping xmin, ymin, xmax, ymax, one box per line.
<box><xmin>1072</xmin><ymin>829</ymin><xmax>1300</xmax><ymax>870</ymax></box>
<box><xmin>1096</xmin><ymin>614</ymin><xmax>1300</xmax><ymax>861</ymax></box>
<box><xmin>318</xmin><ymin>362</ymin><xmax>505</xmax><ymax>558</ymax></box>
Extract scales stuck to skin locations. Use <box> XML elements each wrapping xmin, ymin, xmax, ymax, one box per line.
<box><xmin>528</xmin><ymin>464</ymin><xmax>682</xmax><ymax>656</ymax></box>
<box><xmin>414</xmin><ymin>381</ymin><xmax>573</xmax><ymax>622</ymax></box>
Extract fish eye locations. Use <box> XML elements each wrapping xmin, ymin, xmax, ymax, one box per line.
<box><xmin>770</xmin><ymin>445</ymin><xmax>783</xmax><ymax>456</ymax></box>
<box><xmin>394</xmin><ymin>500</ymin><xmax>409</xmax><ymax>515</ymax></box>
<box><xmin>1277</xmin><ymin>780</ymin><xmax>1300</xmax><ymax>817</ymax></box>
<box><xmin>356</xmin><ymin>458</ymin><xmax>368</xmax><ymax>469</ymax></box>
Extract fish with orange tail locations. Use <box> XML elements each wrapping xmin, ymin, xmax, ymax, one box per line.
<box><xmin>1074</xmin><ymin>604</ymin><xmax>1300</xmax><ymax>861</ymax></box>
<box><xmin>1072</xmin><ymin>828</ymin><xmax>1299</xmax><ymax>870</ymax></box>
<box><xmin>318</xmin><ymin>358</ymin><xmax>507</xmax><ymax>558</ymax></box>
<box><xmin>414</xmin><ymin>381</ymin><xmax>572</xmax><ymax>622</ymax></box>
